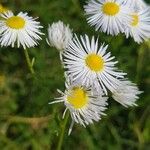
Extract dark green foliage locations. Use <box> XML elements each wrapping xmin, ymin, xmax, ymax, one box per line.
<box><xmin>0</xmin><ymin>0</ymin><xmax>150</xmax><ymax>149</ymax></box>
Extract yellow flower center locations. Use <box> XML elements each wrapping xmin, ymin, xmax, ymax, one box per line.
<box><xmin>67</xmin><ymin>87</ymin><xmax>88</xmax><ymax>109</ymax></box>
<box><xmin>85</xmin><ymin>53</ymin><xmax>104</xmax><ymax>72</ymax></box>
<box><xmin>0</xmin><ymin>4</ymin><xmax>9</xmax><ymax>13</ymax></box>
<box><xmin>131</xmin><ymin>14</ymin><xmax>139</xmax><ymax>26</ymax></box>
<box><xmin>6</xmin><ymin>16</ymin><xmax>25</xmax><ymax>29</ymax></box>
<box><xmin>102</xmin><ymin>2</ymin><xmax>120</xmax><ymax>16</ymax></box>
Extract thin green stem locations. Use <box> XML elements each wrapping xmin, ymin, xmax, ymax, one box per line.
<box><xmin>139</xmin><ymin>105</ymin><xmax>150</xmax><ymax>127</ymax></box>
<box><xmin>136</xmin><ymin>43</ymin><xmax>146</xmax><ymax>83</ymax></box>
<box><xmin>0</xmin><ymin>114</ymin><xmax>52</xmax><ymax>130</ymax></box>
<box><xmin>136</xmin><ymin>49</ymin><xmax>141</xmax><ymax>83</ymax></box>
<box><xmin>1</xmin><ymin>115</ymin><xmax>51</xmax><ymax>125</ymax></box>
<box><xmin>57</xmin><ymin>111</ymin><xmax>69</xmax><ymax>150</ymax></box>
<box><xmin>23</xmin><ymin>48</ymin><xmax>35</xmax><ymax>74</ymax></box>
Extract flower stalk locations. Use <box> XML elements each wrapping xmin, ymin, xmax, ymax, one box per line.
<box><xmin>23</xmin><ymin>48</ymin><xmax>35</xmax><ymax>74</ymax></box>
<box><xmin>57</xmin><ymin>111</ymin><xmax>69</xmax><ymax>150</ymax></box>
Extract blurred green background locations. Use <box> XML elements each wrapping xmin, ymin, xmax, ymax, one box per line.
<box><xmin>0</xmin><ymin>0</ymin><xmax>150</xmax><ymax>149</ymax></box>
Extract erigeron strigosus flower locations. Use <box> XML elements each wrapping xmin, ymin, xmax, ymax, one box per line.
<box><xmin>49</xmin><ymin>78</ymin><xmax>108</xmax><ymax>135</ymax></box>
<box><xmin>63</xmin><ymin>34</ymin><xmax>126</xmax><ymax>95</ymax></box>
<box><xmin>0</xmin><ymin>11</ymin><xmax>44</xmax><ymax>49</ymax></box>
<box><xmin>84</xmin><ymin>0</ymin><xmax>131</xmax><ymax>35</ymax></box>
<box><xmin>47</xmin><ymin>21</ymin><xmax>73</xmax><ymax>51</ymax></box>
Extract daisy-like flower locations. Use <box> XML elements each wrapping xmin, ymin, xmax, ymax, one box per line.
<box><xmin>124</xmin><ymin>8</ymin><xmax>150</xmax><ymax>43</ymax></box>
<box><xmin>47</xmin><ymin>21</ymin><xmax>73</xmax><ymax>51</ymax></box>
<box><xmin>0</xmin><ymin>4</ymin><xmax>9</xmax><ymax>14</ymax></box>
<box><xmin>84</xmin><ymin>0</ymin><xmax>131</xmax><ymax>35</ymax></box>
<box><xmin>112</xmin><ymin>80</ymin><xmax>142</xmax><ymax>107</ymax></box>
<box><xmin>124</xmin><ymin>0</ymin><xmax>147</xmax><ymax>10</ymax></box>
<box><xmin>0</xmin><ymin>11</ymin><xmax>43</xmax><ymax>49</ymax></box>
<box><xmin>49</xmin><ymin>78</ymin><xmax>108</xmax><ymax>135</ymax></box>
<box><xmin>63</xmin><ymin>34</ymin><xmax>126</xmax><ymax>95</ymax></box>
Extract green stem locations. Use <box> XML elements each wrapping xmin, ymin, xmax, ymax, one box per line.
<box><xmin>136</xmin><ymin>43</ymin><xmax>146</xmax><ymax>83</ymax></box>
<box><xmin>1</xmin><ymin>115</ymin><xmax>51</xmax><ymax>125</ymax></box>
<box><xmin>23</xmin><ymin>48</ymin><xmax>35</xmax><ymax>74</ymax></box>
<box><xmin>0</xmin><ymin>114</ymin><xmax>52</xmax><ymax>131</ymax></box>
<box><xmin>57</xmin><ymin>112</ymin><xmax>69</xmax><ymax>150</ymax></box>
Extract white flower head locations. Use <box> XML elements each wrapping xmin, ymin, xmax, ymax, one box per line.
<box><xmin>124</xmin><ymin>8</ymin><xmax>150</xmax><ymax>43</ymax></box>
<box><xmin>84</xmin><ymin>0</ymin><xmax>131</xmax><ymax>35</ymax></box>
<box><xmin>0</xmin><ymin>11</ymin><xmax>44</xmax><ymax>49</ymax></box>
<box><xmin>112</xmin><ymin>80</ymin><xmax>142</xmax><ymax>107</ymax></box>
<box><xmin>47</xmin><ymin>21</ymin><xmax>73</xmax><ymax>51</ymax></box>
<box><xmin>124</xmin><ymin>0</ymin><xmax>147</xmax><ymax>11</ymax></box>
<box><xmin>63</xmin><ymin>34</ymin><xmax>126</xmax><ymax>95</ymax></box>
<box><xmin>49</xmin><ymin>77</ymin><xmax>108</xmax><ymax>135</ymax></box>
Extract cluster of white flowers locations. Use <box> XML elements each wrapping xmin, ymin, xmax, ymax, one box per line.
<box><xmin>0</xmin><ymin>1</ymin><xmax>145</xmax><ymax>135</ymax></box>
<box><xmin>84</xmin><ymin>0</ymin><xmax>150</xmax><ymax>43</ymax></box>
<box><xmin>47</xmin><ymin>1</ymin><xmax>145</xmax><ymax>134</ymax></box>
